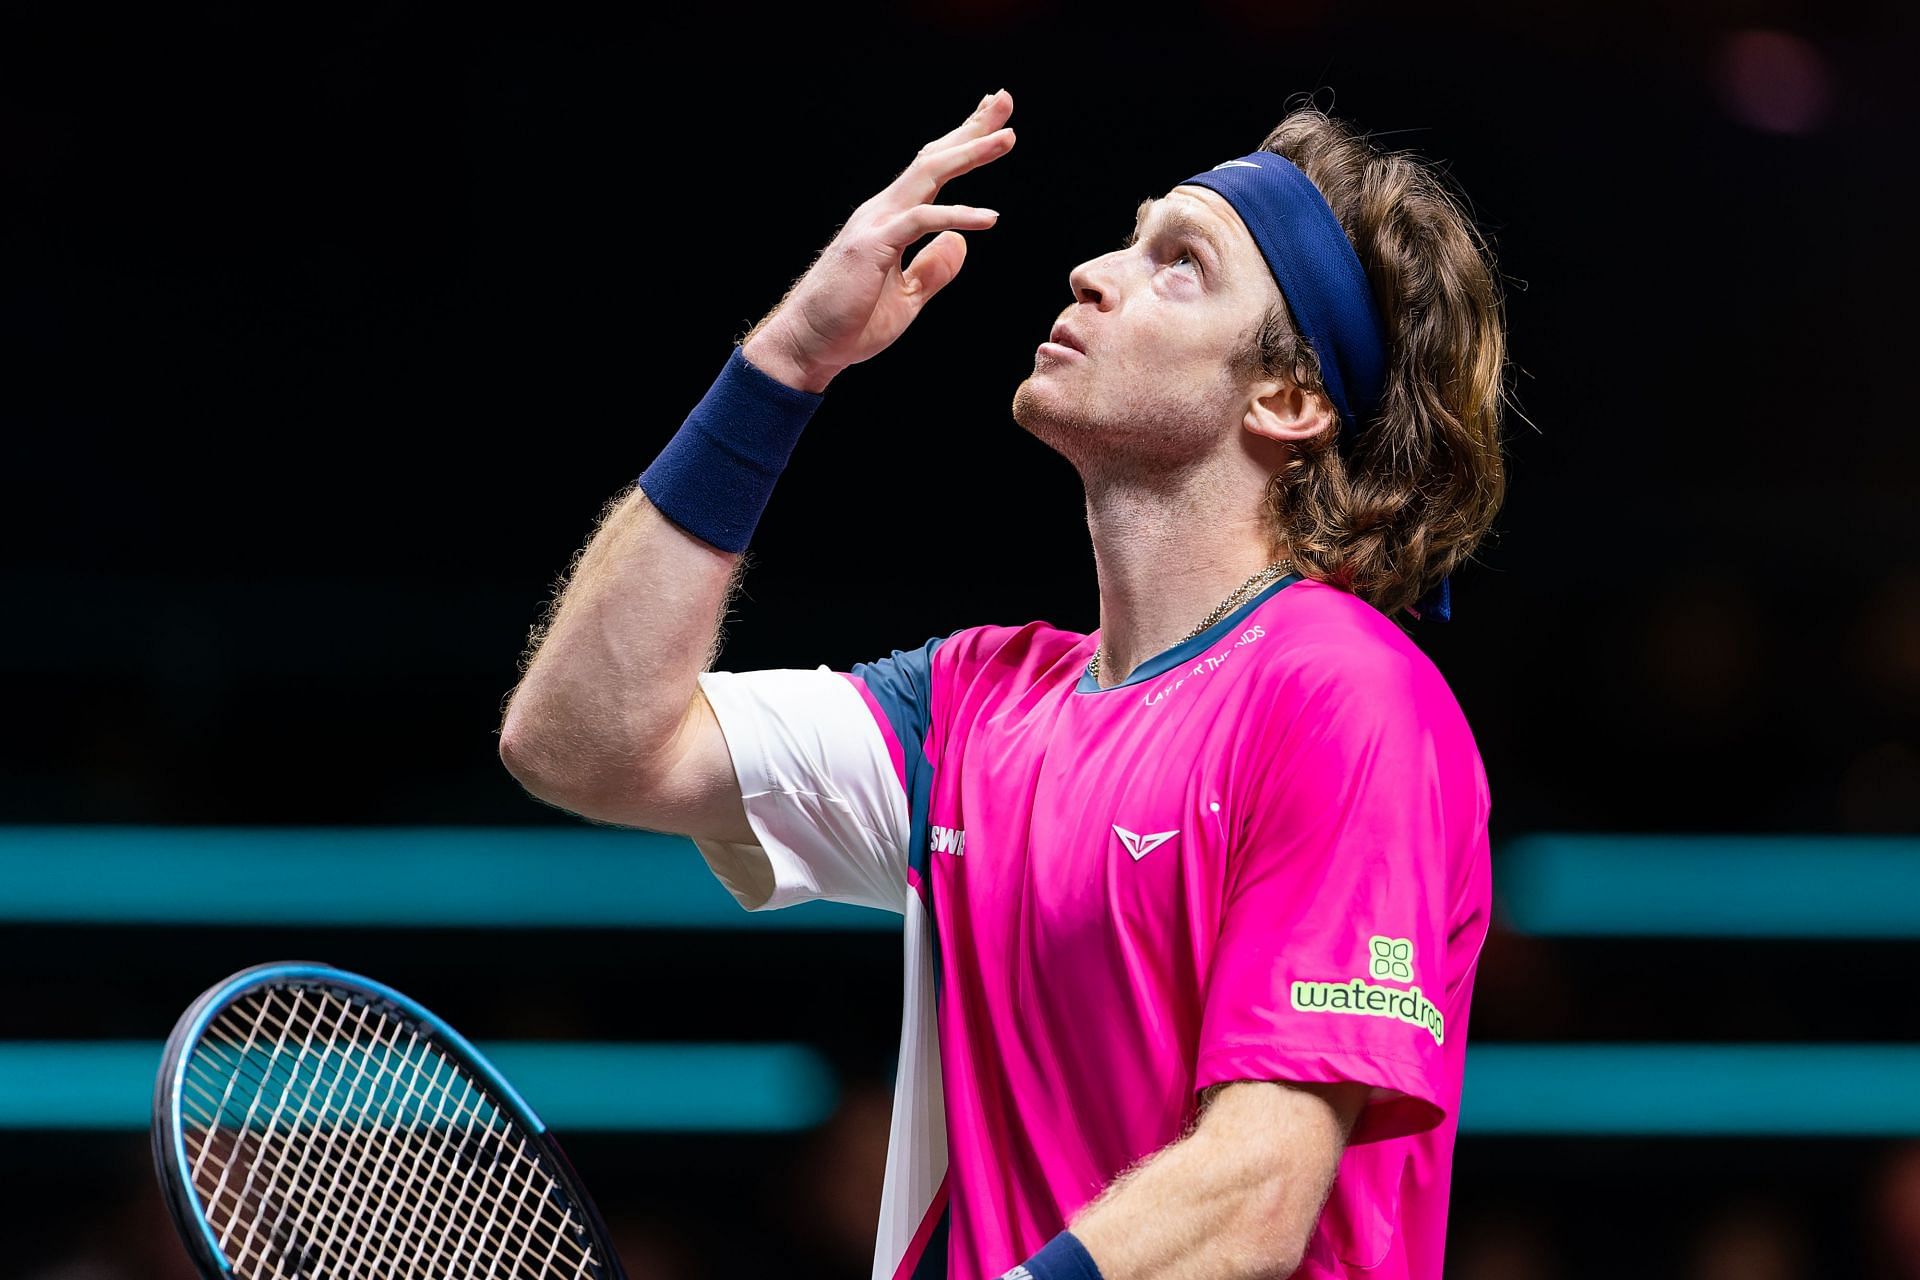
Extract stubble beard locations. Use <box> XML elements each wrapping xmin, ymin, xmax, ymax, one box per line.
<box><xmin>1012</xmin><ymin>366</ymin><xmax>1227</xmax><ymax>490</ymax></box>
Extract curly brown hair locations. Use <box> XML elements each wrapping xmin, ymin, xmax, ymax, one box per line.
<box><xmin>1228</xmin><ymin>102</ymin><xmax>1515</xmax><ymax>627</ymax></box>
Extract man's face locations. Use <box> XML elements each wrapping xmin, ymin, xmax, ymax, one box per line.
<box><xmin>1011</xmin><ymin>183</ymin><xmax>1285</xmax><ymax>476</ymax></box>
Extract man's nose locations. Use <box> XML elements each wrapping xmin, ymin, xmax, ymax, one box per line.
<box><xmin>1068</xmin><ymin>251</ymin><xmax>1121</xmax><ymax>307</ymax></box>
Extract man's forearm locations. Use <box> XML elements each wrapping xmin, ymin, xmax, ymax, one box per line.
<box><xmin>1063</xmin><ymin>1090</ymin><xmax>1343</xmax><ymax>1280</ymax></box>
<box><xmin>499</xmin><ymin>330</ymin><xmax>827</xmax><ymax>795</ymax></box>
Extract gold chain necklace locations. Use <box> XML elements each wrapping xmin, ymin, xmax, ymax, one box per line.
<box><xmin>1087</xmin><ymin>558</ymin><xmax>1295</xmax><ymax>685</ymax></box>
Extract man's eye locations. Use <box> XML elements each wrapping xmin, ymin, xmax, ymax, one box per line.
<box><xmin>1127</xmin><ymin>234</ymin><xmax>1198</xmax><ymax>272</ymax></box>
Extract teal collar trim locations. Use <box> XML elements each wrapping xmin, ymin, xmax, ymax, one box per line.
<box><xmin>1075</xmin><ymin>572</ymin><xmax>1302</xmax><ymax>694</ymax></box>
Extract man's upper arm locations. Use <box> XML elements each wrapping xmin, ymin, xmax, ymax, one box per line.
<box><xmin>624</xmin><ymin>632</ymin><xmax>955</xmax><ymax>916</ymax></box>
<box><xmin>679</xmin><ymin>664</ymin><xmax>920</xmax><ymax>914</ymax></box>
<box><xmin>591</xmin><ymin>683</ymin><xmax>758</xmax><ymax>846</ymax></box>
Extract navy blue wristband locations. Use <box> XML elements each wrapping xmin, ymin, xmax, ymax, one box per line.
<box><xmin>996</xmin><ymin>1229</ymin><xmax>1105</xmax><ymax>1280</ymax></box>
<box><xmin>636</xmin><ymin>342</ymin><xmax>826</xmax><ymax>553</ymax></box>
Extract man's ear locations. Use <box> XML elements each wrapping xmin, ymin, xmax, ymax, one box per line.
<box><xmin>1243</xmin><ymin>378</ymin><xmax>1336</xmax><ymax>448</ymax></box>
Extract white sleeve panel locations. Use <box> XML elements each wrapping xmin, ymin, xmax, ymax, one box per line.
<box><xmin>689</xmin><ymin>666</ymin><xmax>912</xmax><ymax>916</ymax></box>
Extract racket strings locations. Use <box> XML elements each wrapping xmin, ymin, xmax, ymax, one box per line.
<box><xmin>178</xmin><ymin>983</ymin><xmax>601</xmax><ymax>1278</ymax></box>
<box><xmin>193</xmin><ymin>987</ymin><xmax>595</xmax><ymax>1279</ymax></box>
<box><xmin>204</xmin><ymin>989</ymin><xmax>592</xmax><ymax>1280</ymax></box>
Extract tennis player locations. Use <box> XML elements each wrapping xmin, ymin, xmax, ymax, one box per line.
<box><xmin>500</xmin><ymin>86</ymin><xmax>1509</xmax><ymax>1280</ymax></box>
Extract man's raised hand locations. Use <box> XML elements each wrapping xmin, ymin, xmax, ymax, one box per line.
<box><xmin>743</xmin><ymin>89</ymin><xmax>1015</xmax><ymax>393</ymax></box>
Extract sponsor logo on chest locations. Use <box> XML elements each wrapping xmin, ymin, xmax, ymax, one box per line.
<box><xmin>1112</xmin><ymin>824</ymin><xmax>1179</xmax><ymax>861</ymax></box>
<box><xmin>931</xmin><ymin>823</ymin><xmax>1185</xmax><ymax>863</ymax></box>
<box><xmin>929</xmin><ymin>824</ymin><xmax>967</xmax><ymax>857</ymax></box>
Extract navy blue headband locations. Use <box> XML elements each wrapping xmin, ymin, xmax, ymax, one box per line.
<box><xmin>1177</xmin><ymin>150</ymin><xmax>1451</xmax><ymax>622</ymax></box>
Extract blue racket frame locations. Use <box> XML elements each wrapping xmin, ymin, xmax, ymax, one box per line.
<box><xmin>151</xmin><ymin>959</ymin><xmax>628</xmax><ymax>1279</ymax></box>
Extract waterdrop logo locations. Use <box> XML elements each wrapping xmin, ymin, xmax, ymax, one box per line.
<box><xmin>1289</xmin><ymin>933</ymin><xmax>1444</xmax><ymax>1046</ymax></box>
<box><xmin>1369</xmin><ymin>936</ymin><xmax>1414</xmax><ymax>982</ymax></box>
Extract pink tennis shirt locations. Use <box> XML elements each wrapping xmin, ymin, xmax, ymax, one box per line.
<box><xmin>688</xmin><ymin>571</ymin><xmax>1492</xmax><ymax>1280</ymax></box>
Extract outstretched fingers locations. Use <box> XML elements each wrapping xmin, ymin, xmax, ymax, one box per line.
<box><xmin>919</xmin><ymin>87</ymin><xmax>1013</xmax><ymax>155</ymax></box>
<box><xmin>877</xmin><ymin>201</ymin><xmax>1000</xmax><ymax>251</ymax></box>
<box><xmin>880</xmin><ymin>90</ymin><xmax>1016</xmax><ymax>216</ymax></box>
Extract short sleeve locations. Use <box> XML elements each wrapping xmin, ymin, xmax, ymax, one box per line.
<box><xmin>689</xmin><ymin>635</ymin><xmax>947</xmax><ymax>915</ymax></box>
<box><xmin>1194</xmin><ymin>652</ymin><xmax>1479</xmax><ymax>1147</ymax></box>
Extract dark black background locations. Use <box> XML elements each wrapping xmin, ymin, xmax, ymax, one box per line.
<box><xmin>3</xmin><ymin>1</ymin><xmax>1916</xmax><ymax>1275</ymax></box>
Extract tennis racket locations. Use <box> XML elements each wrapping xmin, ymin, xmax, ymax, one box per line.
<box><xmin>151</xmin><ymin>960</ymin><xmax>627</xmax><ymax>1279</ymax></box>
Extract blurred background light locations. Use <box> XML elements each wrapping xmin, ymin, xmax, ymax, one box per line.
<box><xmin>1464</xmin><ymin>1045</ymin><xmax>1920</xmax><ymax>1136</ymax></box>
<box><xmin>1498</xmin><ymin>833</ymin><xmax>1920</xmax><ymax>937</ymax></box>
<box><xmin>0</xmin><ymin>826</ymin><xmax>896</xmax><ymax>929</ymax></box>
<box><xmin>1713</xmin><ymin>28</ymin><xmax>1834</xmax><ymax>136</ymax></box>
<box><xmin>0</xmin><ymin>1041</ymin><xmax>840</xmax><ymax>1132</ymax></box>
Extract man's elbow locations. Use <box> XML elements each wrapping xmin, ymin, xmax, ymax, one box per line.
<box><xmin>497</xmin><ymin>727</ymin><xmax>551</xmax><ymax>795</ymax></box>
<box><xmin>497</xmin><ymin>689</ymin><xmax>590</xmax><ymax>796</ymax></box>
<box><xmin>498</xmin><ymin>736</ymin><xmax>575</xmax><ymax>813</ymax></box>
<box><xmin>497</xmin><ymin>727</ymin><xmax>593</xmax><ymax>810</ymax></box>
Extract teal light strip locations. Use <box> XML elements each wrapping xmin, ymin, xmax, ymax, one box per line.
<box><xmin>0</xmin><ymin>827</ymin><xmax>897</xmax><ymax>929</ymax></box>
<box><xmin>1498</xmin><ymin>834</ymin><xmax>1920</xmax><ymax>937</ymax></box>
<box><xmin>1461</xmin><ymin>1044</ymin><xmax>1920</xmax><ymax>1135</ymax></box>
<box><xmin>15</xmin><ymin>828</ymin><xmax>1918</xmax><ymax>937</ymax></box>
<box><xmin>10</xmin><ymin>1042</ymin><xmax>1917</xmax><ymax>1134</ymax></box>
<box><xmin>0</xmin><ymin>1042</ymin><xmax>838</xmax><ymax>1132</ymax></box>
